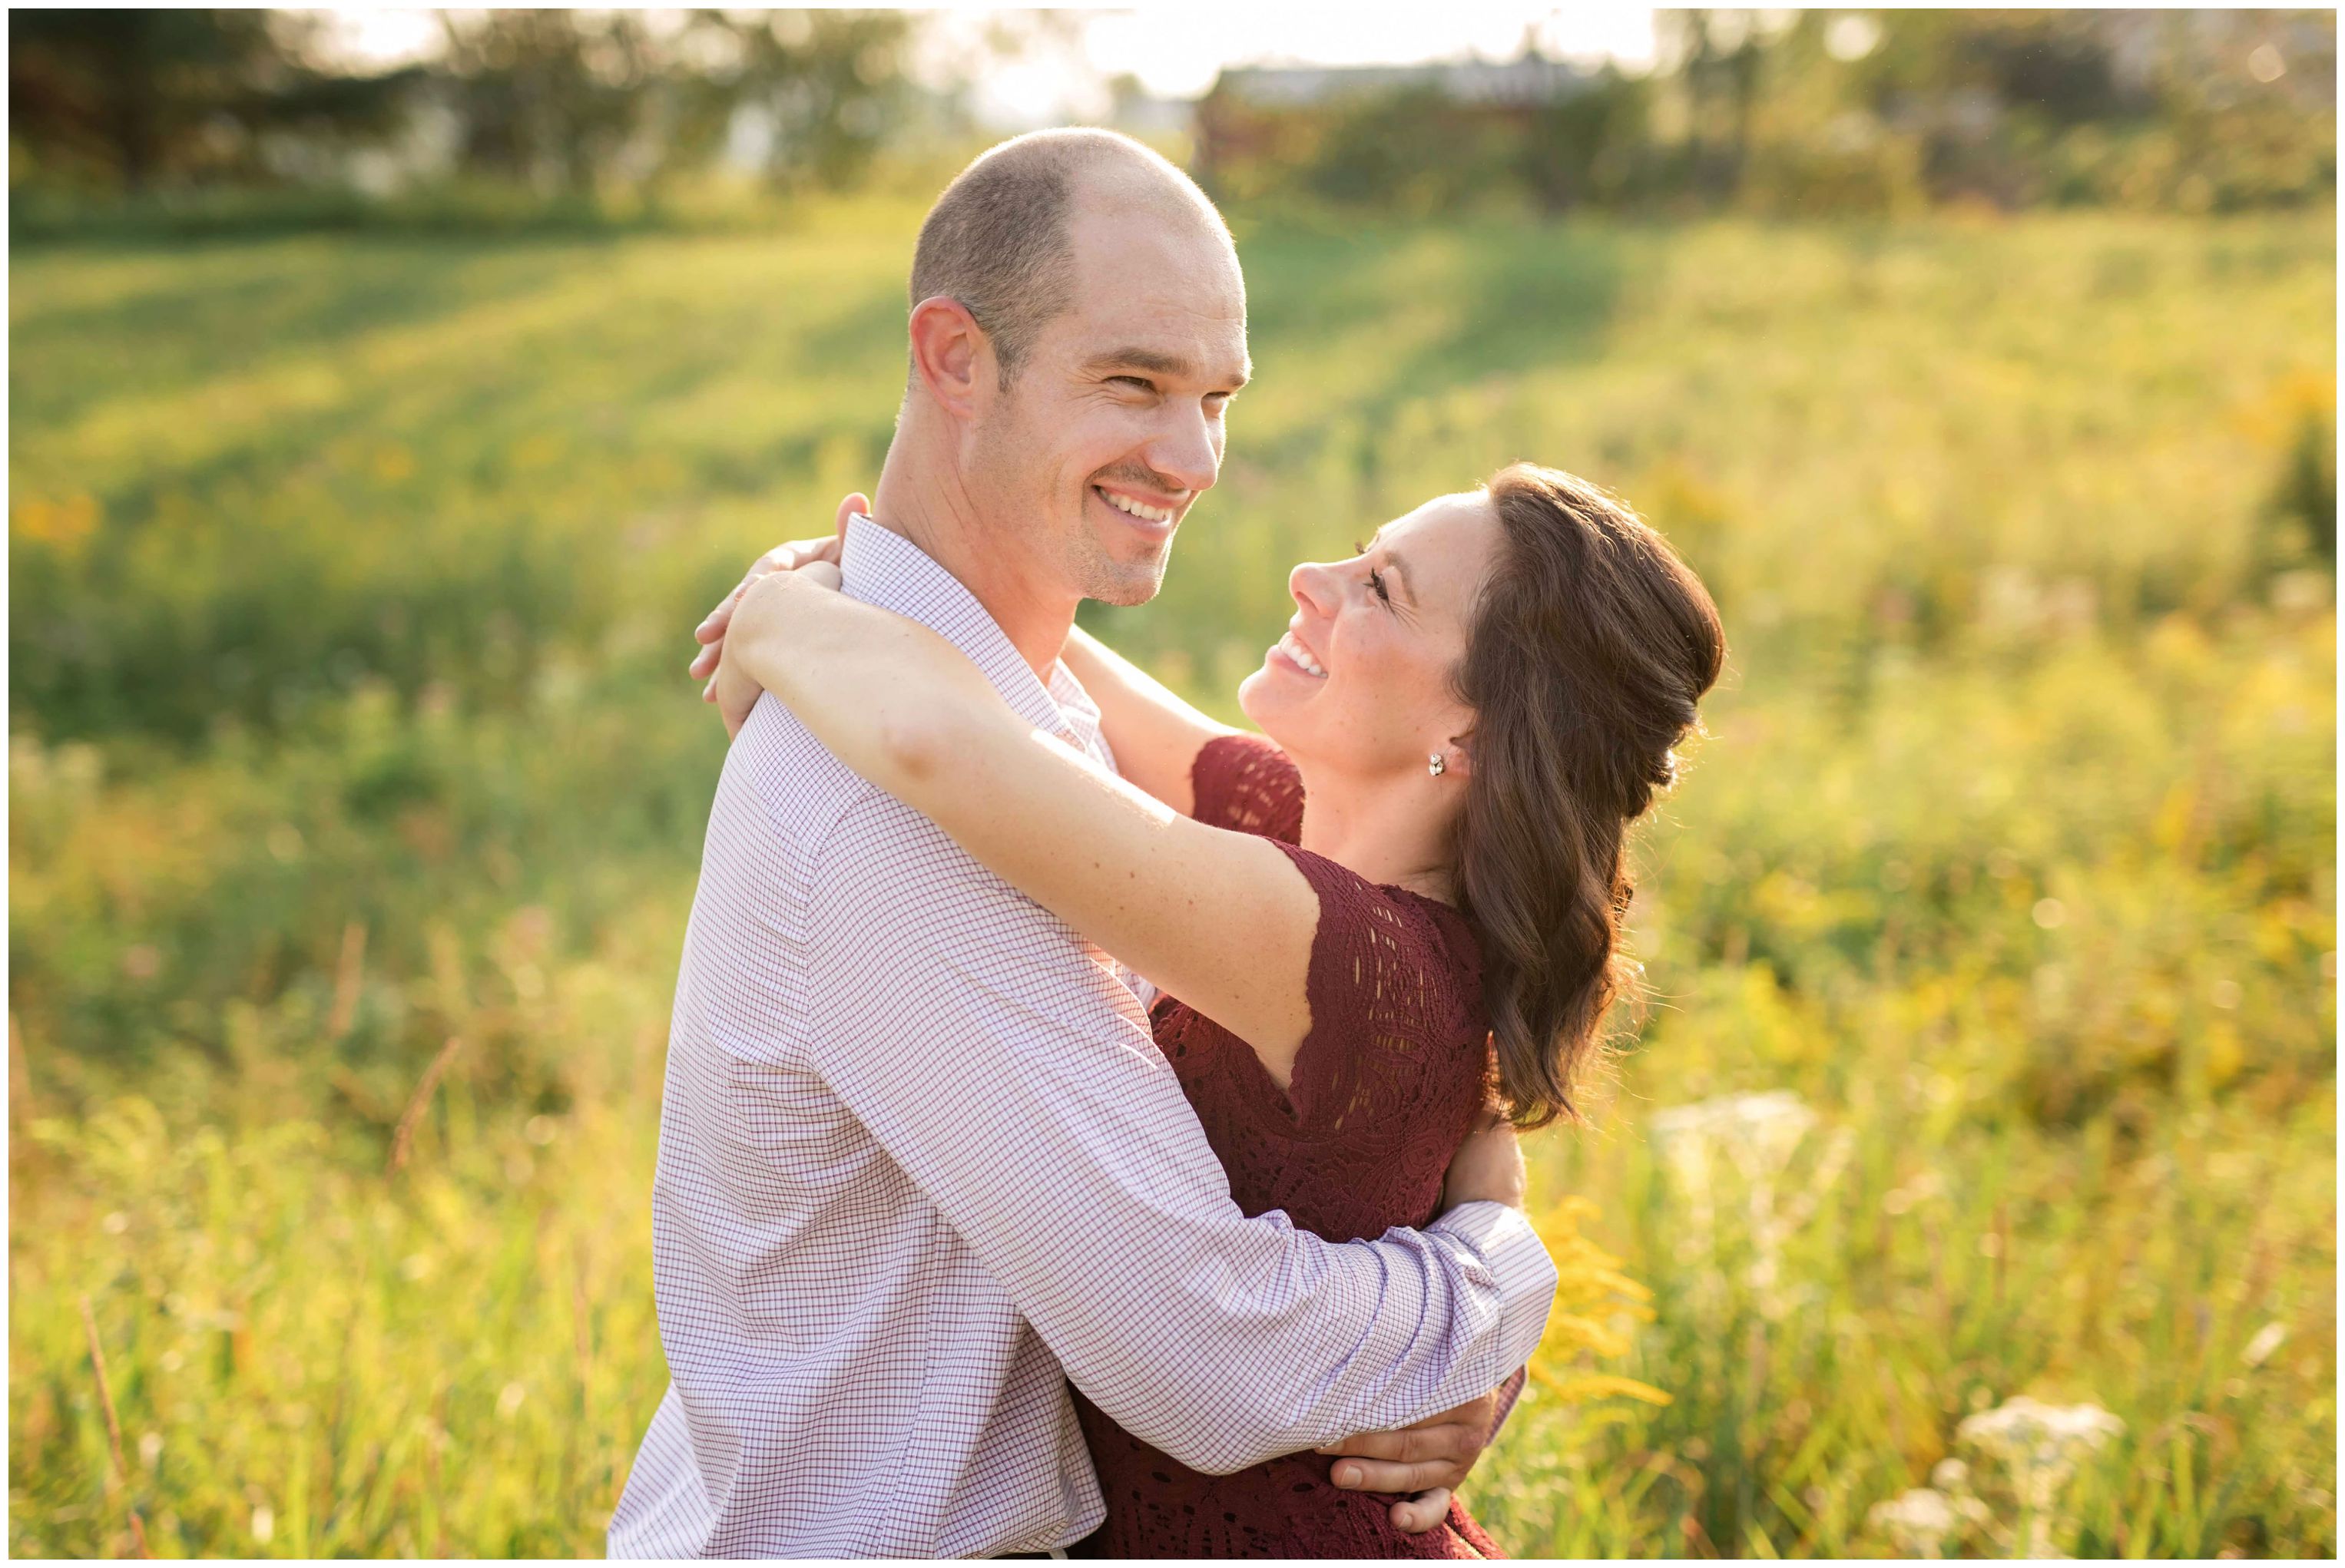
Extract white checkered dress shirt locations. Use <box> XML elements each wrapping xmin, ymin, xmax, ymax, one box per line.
<box><xmin>608</xmin><ymin>516</ymin><xmax>1558</xmax><ymax>1559</ymax></box>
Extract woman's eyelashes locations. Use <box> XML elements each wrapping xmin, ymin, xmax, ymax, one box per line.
<box><xmin>1352</xmin><ymin>541</ymin><xmax>1393</xmax><ymax>607</ymax></box>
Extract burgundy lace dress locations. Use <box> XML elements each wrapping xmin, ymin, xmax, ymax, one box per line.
<box><xmin>1071</xmin><ymin>733</ymin><xmax>1512</xmax><ymax>1560</ymax></box>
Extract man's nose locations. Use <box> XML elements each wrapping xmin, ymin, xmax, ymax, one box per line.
<box><xmin>1144</xmin><ymin>403</ymin><xmax>1221</xmax><ymax>497</ymax></box>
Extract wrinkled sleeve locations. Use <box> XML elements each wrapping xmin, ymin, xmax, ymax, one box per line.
<box><xmin>794</xmin><ymin>792</ymin><xmax>1558</xmax><ymax>1476</ymax></box>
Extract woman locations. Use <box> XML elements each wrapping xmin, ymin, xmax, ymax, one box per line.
<box><xmin>693</xmin><ymin>462</ymin><xmax>1725</xmax><ymax>1557</ymax></box>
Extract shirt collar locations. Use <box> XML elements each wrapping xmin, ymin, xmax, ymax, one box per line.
<box><xmin>838</xmin><ymin>514</ymin><xmax>1101</xmax><ymax>754</ymax></box>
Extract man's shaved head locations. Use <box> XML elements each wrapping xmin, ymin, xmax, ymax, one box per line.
<box><xmin>909</xmin><ymin>128</ymin><xmax>1234</xmax><ymax>386</ymax></box>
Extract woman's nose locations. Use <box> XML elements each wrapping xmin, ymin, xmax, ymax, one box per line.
<box><xmin>1289</xmin><ymin>559</ymin><xmax>1339</xmax><ymax>617</ymax></box>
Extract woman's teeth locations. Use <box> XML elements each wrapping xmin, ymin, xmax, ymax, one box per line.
<box><xmin>1099</xmin><ymin>488</ymin><xmax>1177</xmax><ymax>524</ymax></box>
<box><xmin>1277</xmin><ymin>631</ymin><xmax>1327</xmax><ymax>678</ymax></box>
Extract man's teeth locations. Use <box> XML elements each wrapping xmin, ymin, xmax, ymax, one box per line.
<box><xmin>1100</xmin><ymin>489</ymin><xmax>1177</xmax><ymax>524</ymax></box>
<box><xmin>1279</xmin><ymin>632</ymin><xmax>1327</xmax><ymax>677</ymax></box>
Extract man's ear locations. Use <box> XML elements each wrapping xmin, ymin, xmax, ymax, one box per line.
<box><xmin>907</xmin><ymin>295</ymin><xmax>994</xmax><ymax>421</ymax></box>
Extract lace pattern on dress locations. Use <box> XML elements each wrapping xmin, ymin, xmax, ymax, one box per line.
<box><xmin>1073</xmin><ymin>733</ymin><xmax>1506</xmax><ymax>1559</ymax></box>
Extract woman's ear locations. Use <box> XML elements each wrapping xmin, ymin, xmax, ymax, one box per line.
<box><xmin>1442</xmin><ymin>733</ymin><xmax>1475</xmax><ymax>781</ymax></box>
<box><xmin>907</xmin><ymin>296</ymin><xmax>994</xmax><ymax>421</ymax></box>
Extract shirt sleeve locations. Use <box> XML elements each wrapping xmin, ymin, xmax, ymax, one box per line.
<box><xmin>795</xmin><ymin>792</ymin><xmax>1558</xmax><ymax>1477</ymax></box>
<box><xmin>1189</xmin><ymin>731</ymin><xmax>1306</xmax><ymax>842</ymax></box>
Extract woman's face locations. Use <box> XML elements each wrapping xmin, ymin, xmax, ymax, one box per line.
<box><xmin>1238</xmin><ymin>491</ymin><xmax>1502</xmax><ymax>782</ymax></box>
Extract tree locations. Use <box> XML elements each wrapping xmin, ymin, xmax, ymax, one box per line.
<box><xmin>10</xmin><ymin>10</ymin><xmax>412</xmax><ymax>190</ymax></box>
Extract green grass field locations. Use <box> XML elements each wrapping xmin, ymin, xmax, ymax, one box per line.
<box><xmin>10</xmin><ymin>203</ymin><xmax>2336</xmax><ymax>1557</ymax></box>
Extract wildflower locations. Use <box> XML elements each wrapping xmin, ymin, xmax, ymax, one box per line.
<box><xmin>2242</xmin><ymin>1322</ymin><xmax>2288</xmax><ymax>1367</ymax></box>
<box><xmin>1957</xmin><ymin>1394</ymin><xmax>2125</xmax><ymax>1464</ymax></box>
<box><xmin>1958</xmin><ymin>1395</ymin><xmax>2125</xmax><ymax>1557</ymax></box>
<box><xmin>1648</xmin><ymin>1090</ymin><xmax>1843</xmax><ymax>1321</ymax></box>
<box><xmin>1870</xmin><ymin>1486</ymin><xmax>1988</xmax><ymax>1558</ymax></box>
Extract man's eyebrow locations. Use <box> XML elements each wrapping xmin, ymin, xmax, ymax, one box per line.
<box><xmin>1086</xmin><ymin>346</ymin><xmax>1251</xmax><ymax>391</ymax></box>
<box><xmin>1086</xmin><ymin>346</ymin><xmax>1191</xmax><ymax>376</ymax></box>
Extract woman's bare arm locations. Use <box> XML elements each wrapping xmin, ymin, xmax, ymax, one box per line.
<box><xmin>680</xmin><ymin>492</ymin><xmax>1234</xmax><ymax>817</ymax></box>
<box><xmin>1057</xmin><ymin>627</ymin><xmax>1238</xmax><ymax>817</ymax></box>
<box><xmin>717</xmin><ymin>571</ymin><xmax>1317</xmax><ymax>1087</ymax></box>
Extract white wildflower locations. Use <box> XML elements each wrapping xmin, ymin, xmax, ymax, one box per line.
<box><xmin>1870</xmin><ymin>1487</ymin><xmax>1988</xmax><ymax>1558</ymax></box>
<box><xmin>1958</xmin><ymin>1395</ymin><xmax>2125</xmax><ymax>1463</ymax></box>
<box><xmin>1958</xmin><ymin>1396</ymin><xmax>2124</xmax><ymax>1557</ymax></box>
<box><xmin>1648</xmin><ymin>1091</ymin><xmax>1836</xmax><ymax>1321</ymax></box>
<box><xmin>2242</xmin><ymin>1322</ymin><xmax>2288</xmax><ymax>1367</ymax></box>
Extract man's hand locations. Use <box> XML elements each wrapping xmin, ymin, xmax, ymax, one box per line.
<box><xmin>689</xmin><ymin>491</ymin><xmax>864</xmax><ymax>696</ymax></box>
<box><xmin>1317</xmin><ymin>1384</ymin><xmax>1505</xmax><ymax>1534</ymax></box>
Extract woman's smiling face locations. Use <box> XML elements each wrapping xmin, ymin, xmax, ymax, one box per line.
<box><xmin>1237</xmin><ymin>491</ymin><xmax>1503</xmax><ymax>782</ymax></box>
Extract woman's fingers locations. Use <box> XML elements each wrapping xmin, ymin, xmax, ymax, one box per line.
<box><xmin>1388</xmin><ymin>1488</ymin><xmax>1452</xmax><ymax>1535</ymax></box>
<box><xmin>713</xmin><ymin>646</ymin><xmax>760</xmax><ymax>739</ymax></box>
<box><xmin>691</xmin><ymin>524</ymin><xmax>851</xmax><ymax>683</ymax></box>
<box><xmin>834</xmin><ymin>491</ymin><xmax>869</xmax><ymax>541</ymax></box>
<box><xmin>694</xmin><ymin>580</ymin><xmax>751</xmax><ymax>649</ymax></box>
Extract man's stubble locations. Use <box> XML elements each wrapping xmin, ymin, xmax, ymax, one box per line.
<box><xmin>970</xmin><ymin>401</ymin><xmax>1174</xmax><ymax>613</ymax></box>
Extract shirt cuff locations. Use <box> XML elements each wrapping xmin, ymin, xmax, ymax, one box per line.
<box><xmin>1428</xmin><ymin>1200</ymin><xmax>1560</xmax><ymax>1371</ymax></box>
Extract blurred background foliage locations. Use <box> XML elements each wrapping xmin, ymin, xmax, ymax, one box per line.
<box><xmin>9</xmin><ymin>5</ymin><xmax>2337</xmax><ymax>1560</ymax></box>
<box><xmin>8</xmin><ymin>8</ymin><xmax>2337</xmax><ymax>233</ymax></box>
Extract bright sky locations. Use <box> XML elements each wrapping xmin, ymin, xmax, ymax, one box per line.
<box><xmin>306</xmin><ymin>5</ymin><xmax>1660</xmax><ymax>125</ymax></box>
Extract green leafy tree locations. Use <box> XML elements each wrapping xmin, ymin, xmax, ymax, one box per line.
<box><xmin>9</xmin><ymin>9</ymin><xmax>412</xmax><ymax>190</ymax></box>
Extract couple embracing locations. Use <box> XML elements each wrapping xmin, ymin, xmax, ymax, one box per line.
<box><xmin>611</xmin><ymin>128</ymin><xmax>1724</xmax><ymax>1560</ymax></box>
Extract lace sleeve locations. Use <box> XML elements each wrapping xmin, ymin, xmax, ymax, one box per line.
<box><xmin>1188</xmin><ymin>732</ymin><xmax>1305</xmax><ymax>843</ymax></box>
<box><xmin>1268</xmin><ymin>843</ymin><xmax>1489</xmax><ymax>1140</ymax></box>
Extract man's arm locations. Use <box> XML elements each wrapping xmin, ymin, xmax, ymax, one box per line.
<box><xmin>793</xmin><ymin>791</ymin><xmax>1558</xmax><ymax>1477</ymax></box>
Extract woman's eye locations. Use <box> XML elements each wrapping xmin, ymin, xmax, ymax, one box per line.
<box><xmin>1369</xmin><ymin>568</ymin><xmax>1390</xmax><ymax>604</ymax></box>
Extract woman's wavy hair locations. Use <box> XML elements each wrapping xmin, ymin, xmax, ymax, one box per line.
<box><xmin>1452</xmin><ymin>463</ymin><xmax>1726</xmax><ymax>1128</ymax></box>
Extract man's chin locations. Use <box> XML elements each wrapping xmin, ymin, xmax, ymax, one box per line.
<box><xmin>1082</xmin><ymin>553</ymin><xmax>1171</xmax><ymax>607</ymax></box>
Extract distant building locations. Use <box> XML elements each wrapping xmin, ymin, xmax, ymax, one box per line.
<box><xmin>1209</xmin><ymin>54</ymin><xmax>1598</xmax><ymax>110</ymax></box>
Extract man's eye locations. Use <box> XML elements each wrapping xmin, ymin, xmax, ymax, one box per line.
<box><xmin>1369</xmin><ymin>568</ymin><xmax>1390</xmax><ymax>604</ymax></box>
<box><xmin>1111</xmin><ymin>375</ymin><xmax>1154</xmax><ymax>392</ymax></box>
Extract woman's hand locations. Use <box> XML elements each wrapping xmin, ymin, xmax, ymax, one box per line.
<box><xmin>689</xmin><ymin>491</ymin><xmax>866</xmax><ymax>700</ymax></box>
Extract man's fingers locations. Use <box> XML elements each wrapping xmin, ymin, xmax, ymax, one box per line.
<box><xmin>1389</xmin><ymin>1489</ymin><xmax>1452</xmax><ymax>1535</ymax></box>
<box><xmin>1320</xmin><ymin>1423</ymin><xmax>1464</xmax><ymax>1462</ymax></box>
<box><xmin>1328</xmin><ymin>1456</ymin><xmax>1464</xmax><ymax>1494</ymax></box>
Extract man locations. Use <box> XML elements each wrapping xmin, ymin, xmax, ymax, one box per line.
<box><xmin>613</xmin><ymin>128</ymin><xmax>1556</xmax><ymax>1559</ymax></box>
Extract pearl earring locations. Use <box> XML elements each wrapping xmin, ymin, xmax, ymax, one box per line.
<box><xmin>1427</xmin><ymin>752</ymin><xmax>1446</xmax><ymax>777</ymax></box>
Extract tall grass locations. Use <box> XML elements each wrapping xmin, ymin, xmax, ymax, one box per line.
<box><xmin>10</xmin><ymin>203</ymin><xmax>2334</xmax><ymax>1556</ymax></box>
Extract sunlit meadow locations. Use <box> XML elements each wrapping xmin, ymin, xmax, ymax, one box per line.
<box><xmin>11</xmin><ymin>202</ymin><xmax>2335</xmax><ymax>1556</ymax></box>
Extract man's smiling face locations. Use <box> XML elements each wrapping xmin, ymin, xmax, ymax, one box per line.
<box><xmin>962</xmin><ymin>195</ymin><xmax>1250</xmax><ymax>607</ymax></box>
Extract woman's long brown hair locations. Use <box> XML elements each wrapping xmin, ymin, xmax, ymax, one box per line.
<box><xmin>1452</xmin><ymin>463</ymin><xmax>1727</xmax><ymax>1126</ymax></box>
